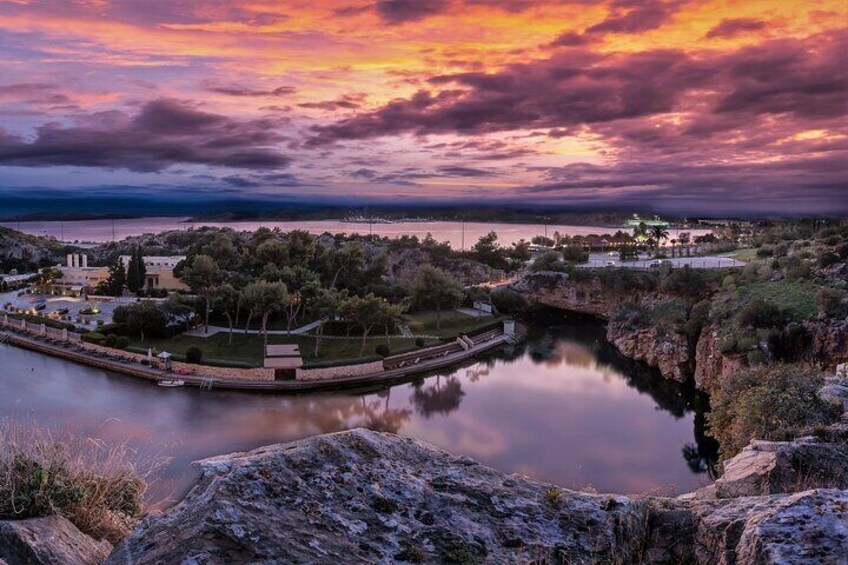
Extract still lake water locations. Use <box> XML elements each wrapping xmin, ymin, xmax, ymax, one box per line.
<box><xmin>0</xmin><ymin>312</ymin><xmax>716</xmax><ymax>506</ymax></box>
<box><xmin>1</xmin><ymin>217</ymin><xmax>709</xmax><ymax>249</ymax></box>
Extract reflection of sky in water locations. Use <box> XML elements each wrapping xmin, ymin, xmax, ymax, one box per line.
<box><xmin>0</xmin><ymin>320</ymin><xmax>713</xmax><ymax>506</ymax></box>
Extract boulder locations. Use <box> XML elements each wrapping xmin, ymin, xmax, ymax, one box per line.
<box><xmin>714</xmin><ymin>439</ymin><xmax>848</xmax><ymax>498</ymax></box>
<box><xmin>108</xmin><ymin>428</ymin><xmax>649</xmax><ymax>564</ymax></box>
<box><xmin>689</xmin><ymin>489</ymin><xmax>848</xmax><ymax>565</ymax></box>
<box><xmin>0</xmin><ymin>515</ymin><xmax>112</xmax><ymax>565</ymax></box>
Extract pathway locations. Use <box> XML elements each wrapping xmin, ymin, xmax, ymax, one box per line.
<box><xmin>185</xmin><ymin>319</ymin><xmax>323</xmax><ymax>338</ymax></box>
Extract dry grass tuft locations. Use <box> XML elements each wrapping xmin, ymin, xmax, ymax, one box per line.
<box><xmin>0</xmin><ymin>418</ymin><xmax>164</xmax><ymax>544</ymax></box>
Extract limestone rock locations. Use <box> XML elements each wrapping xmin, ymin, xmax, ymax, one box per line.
<box><xmin>607</xmin><ymin>321</ymin><xmax>692</xmax><ymax>382</ymax></box>
<box><xmin>714</xmin><ymin>439</ymin><xmax>848</xmax><ymax>498</ymax></box>
<box><xmin>107</xmin><ymin>429</ymin><xmax>648</xmax><ymax>565</ymax></box>
<box><xmin>689</xmin><ymin>489</ymin><xmax>848</xmax><ymax>565</ymax></box>
<box><xmin>0</xmin><ymin>515</ymin><xmax>112</xmax><ymax>565</ymax></box>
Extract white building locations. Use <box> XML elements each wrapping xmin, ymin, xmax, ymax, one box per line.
<box><xmin>119</xmin><ymin>255</ymin><xmax>189</xmax><ymax>291</ymax></box>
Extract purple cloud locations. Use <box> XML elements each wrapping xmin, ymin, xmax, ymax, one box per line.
<box><xmin>0</xmin><ymin>99</ymin><xmax>291</xmax><ymax>172</ymax></box>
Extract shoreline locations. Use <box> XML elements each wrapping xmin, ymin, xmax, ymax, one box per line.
<box><xmin>1</xmin><ymin>329</ymin><xmax>511</xmax><ymax>394</ymax></box>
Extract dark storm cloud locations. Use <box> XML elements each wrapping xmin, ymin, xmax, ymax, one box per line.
<box><xmin>0</xmin><ymin>99</ymin><xmax>290</xmax><ymax>172</ymax></box>
<box><xmin>437</xmin><ymin>165</ymin><xmax>498</xmax><ymax>177</ymax></box>
<box><xmin>548</xmin><ymin>31</ymin><xmax>596</xmax><ymax>47</ymax></box>
<box><xmin>0</xmin><ymin>83</ymin><xmax>72</xmax><ymax>106</ymax></box>
<box><xmin>586</xmin><ymin>0</ymin><xmax>684</xmax><ymax>35</ymax></box>
<box><xmin>704</xmin><ymin>18</ymin><xmax>767</xmax><ymax>39</ymax></box>
<box><xmin>375</xmin><ymin>0</ymin><xmax>450</xmax><ymax>23</ymax></box>
<box><xmin>298</xmin><ymin>93</ymin><xmax>366</xmax><ymax>111</ymax></box>
<box><xmin>207</xmin><ymin>84</ymin><xmax>297</xmax><ymax>97</ymax></box>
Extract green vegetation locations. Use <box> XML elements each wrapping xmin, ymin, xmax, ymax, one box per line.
<box><xmin>738</xmin><ymin>281</ymin><xmax>820</xmax><ymax>321</ymax></box>
<box><xmin>707</xmin><ymin>365</ymin><xmax>841</xmax><ymax>462</ymax></box>
<box><xmin>0</xmin><ymin>419</ymin><xmax>153</xmax><ymax>544</ymax></box>
<box><xmin>127</xmin><ymin>332</ymin><xmax>440</xmax><ymax>367</ymax></box>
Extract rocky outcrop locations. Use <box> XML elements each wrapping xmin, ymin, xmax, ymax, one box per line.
<box><xmin>693</xmin><ymin>325</ymin><xmax>743</xmax><ymax>394</ymax></box>
<box><xmin>108</xmin><ymin>429</ymin><xmax>649</xmax><ymax>564</ymax></box>
<box><xmin>607</xmin><ymin>321</ymin><xmax>692</xmax><ymax>382</ymax></box>
<box><xmin>0</xmin><ymin>515</ymin><xmax>112</xmax><ymax>565</ymax></box>
<box><xmin>106</xmin><ymin>429</ymin><xmax>848</xmax><ymax>565</ymax></box>
<box><xmin>683</xmin><ymin>489</ymin><xmax>848</xmax><ymax>565</ymax></box>
<box><xmin>713</xmin><ymin>439</ymin><xmax>848</xmax><ymax>498</ymax></box>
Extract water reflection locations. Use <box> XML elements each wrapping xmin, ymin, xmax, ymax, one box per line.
<box><xmin>0</xmin><ymin>310</ymin><xmax>716</xmax><ymax>505</ymax></box>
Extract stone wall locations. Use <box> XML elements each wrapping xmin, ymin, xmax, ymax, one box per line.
<box><xmin>79</xmin><ymin>342</ymin><xmax>275</xmax><ymax>382</ymax></box>
<box><xmin>296</xmin><ymin>360</ymin><xmax>384</xmax><ymax>382</ymax></box>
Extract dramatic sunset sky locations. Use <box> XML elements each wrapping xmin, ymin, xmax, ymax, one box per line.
<box><xmin>0</xmin><ymin>0</ymin><xmax>846</xmax><ymax>215</ymax></box>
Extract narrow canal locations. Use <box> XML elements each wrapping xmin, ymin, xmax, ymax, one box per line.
<box><xmin>0</xmin><ymin>310</ymin><xmax>716</xmax><ymax>506</ymax></box>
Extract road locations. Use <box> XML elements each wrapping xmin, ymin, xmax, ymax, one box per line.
<box><xmin>577</xmin><ymin>253</ymin><xmax>745</xmax><ymax>270</ymax></box>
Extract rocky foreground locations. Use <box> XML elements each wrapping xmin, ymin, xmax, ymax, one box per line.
<box><xmin>1</xmin><ymin>428</ymin><xmax>846</xmax><ymax>564</ymax></box>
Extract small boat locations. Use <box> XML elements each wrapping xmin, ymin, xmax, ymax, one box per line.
<box><xmin>157</xmin><ymin>379</ymin><xmax>185</xmax><ymax>388</ymax></box>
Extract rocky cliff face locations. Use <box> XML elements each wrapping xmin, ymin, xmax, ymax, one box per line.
<box><xmin>102</xmin><ymin>429</ymin><xmax>847</xmax><ymax>565</ymax></box>
<box><xmin>607</xmin><ymin>320</ymin><xmax>693</xmax><ymax>383</ymax></box>
<box><xmin>515</xmin><ymin>272</ymin><xmax>695</xmax><ymax>383</ymax></box>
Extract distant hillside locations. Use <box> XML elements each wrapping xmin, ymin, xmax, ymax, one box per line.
<box><xmin>0</xmin><ymin>227</ymin><xmax>78</xmax><ymax>274</ymax></box>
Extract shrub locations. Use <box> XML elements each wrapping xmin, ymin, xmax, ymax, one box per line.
<box><xmin>105</xmin><ymin>334</ymin><xmax>118</xmax><ymax>347</ymax></box>
<box><xmin>375</xmin><ymin>343</ymin><xmax>391</xmax><ymax>357</ymax></box>
<box><xmin>0</xmin><ymin>419</ymin><xmax>154</xmax><ymax>543</ymax></box>
<box><xmin>96</xmin><ymin>319</ymin><xmax>105</xmax><ymax>326</ymax></box>
<box><xmin>81</xmin><ymin>332</ymin><xmax>106</xmax><ymax>345</ymax></box>
<box><xmin>415</xmin><ymin>337</ymin><xmax>426</xmax><ymax>348</ymax></box>
<box><xmin>491</xmin><ymin>288</ymin><xmax>529</xmax><ymax>314</ymax></box>
<box><xmin>755</xmin><ymin>246</ymin><xmax>773</xmax><ymax>258</ymax></box>
<box><xmin>115</xmin><ymin>336</ymin><xmax>129</xmax><ymax>350</ymax></box>
<box><xmin>746</xmin><ymin>350</ymin><xmax>764</xmax><ymax>365</ymax></box>
<box><xmin>738</xmin><ymin>298</ymin><xmax>782</xmax><ymax>329</ymax></box>
<box><xmin>819</xmin><ymin>288</ymin><xmax>848</xmax><ymax>319</ymax></box>
<box><xmin>612</xmin><ymin>303</ymin><xmax>650</xmax><ymax>329</ymax></box>
<box><xmin>707</xmin><ymin>364</ymin><xmax>841</xmax><ymax>462</ymax></box>
<box><xmin>819</xmin><ymin>252</ymin><xmax>841</xmax><ymax>268</ymax></box>
<box><xmin>185</xmin><ymin>346</ymin><xmax>203</xmax><ymax>364</ymax></box>
<box><xmin>560</xmin><ymin>245</ymin><xmax>589</xmax><ymax>263</ymax></box>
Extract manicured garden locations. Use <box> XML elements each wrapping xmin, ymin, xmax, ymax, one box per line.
<box><xmin>125</xmin><ymin>310</ymin><xmax>500</xmax><ymax>368</ymax></box>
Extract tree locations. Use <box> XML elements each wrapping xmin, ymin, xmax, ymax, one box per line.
<box><xmin>411</xmin><ymin>265</ymin><xmax>463</xmax><ymax>329</ymax></box>
<box><xmin>651</xmin><ymin>225</ymin><xmax>670</xmax><ymax>255</ymax></box>
<box><xmin>328</xmin><ymin>241</ymin><xmax>366</xmax><ymax>289</ymax></box>
<box><xmin>214</xmin><ymin>284</ymin><xmax>241</xmax><ymax>345</ymax></box>
<box><xmin>311</xmin><ymin>288</ymin><xmax>346</xmax><ymax>358</ymax></box>
<box><xmin>279</xmin><ymin>266</ymin><xmax>320</xmax><ymax>331</ymax></box>
<box><xmin>343</xmin><ymin>294</ymin><xmax>403</xmax><ymax>355</ymax></box>
<box><xmin>180</xmin><ymin>254</ymin><xmax>220</xmax><ymax>334</ymax></box>
<box><xmin>164</xmin><ymin>294</ymin><xmax>196</xmax><ymax>332</ymax></box>
<box><xmin>618</xmin><ymin>245</ymin><xmax>639</xmax><ymax>262</ymax></box>
<box><xmin>678</xmin><ymin>232</ymin><xmax>691</xmax><ymax>257</ymax></box>
<box><xmin>241</xmin><ymin>280</ymin><xmax>288</xmax><ymax>349</ymax></box>
<box><xmin>473</xmin><ymin>231</ymin><xmax>508</xmax><ymax>270</ymax></box>
<box><xmin>97</xmin><ymin>256</ymin><xmax>126</xmax><ymax>296</ymax></box>
<box><xmin>120</xmin><ymin>301</ymin><xmax>167</xmax><ymax>342</ymax></box>
<box><xmin>126</xmin><ymin>246</ymin><xmax>147</xmax><ymax>294</ymax></box>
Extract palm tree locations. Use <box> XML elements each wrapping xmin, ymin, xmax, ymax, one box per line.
<box><xmin>650</xmin><ymin>225</ymin><xmax>670</xmax><ymax>255</ymax></box>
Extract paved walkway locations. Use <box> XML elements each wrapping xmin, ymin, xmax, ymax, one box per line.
<box><xmin>185</xmin><ymin>319</ymin><xmax>323</xmax><ymax>338</ymax></box>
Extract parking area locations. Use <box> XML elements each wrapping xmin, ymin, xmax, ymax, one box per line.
<box><xmin>578</xmin><ymin>253</ymin><xmax>746</xmax><ymax>269</ymax></box>
<box><xmin>0</xmin><ymin>290</ymin><xmax>137</xmax><ymax>327</ymax></box>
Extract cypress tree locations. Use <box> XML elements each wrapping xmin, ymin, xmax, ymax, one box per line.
<box><xmin>127</xmin><ymin>247</ymin><xmax>140</xmax><ymax>293</ymax></box>
<box><xmin>137</xmin><ymin>247</ymin><xmax>147</xmax><ymax>290</ymax></box>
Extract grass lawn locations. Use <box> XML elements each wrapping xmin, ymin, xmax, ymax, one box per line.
<box><xmin>127</xmin><ymin>332</ymin><xmax>439</xmax><ymax>368</ymax></box>
<box><xmin>730</xmin><ymin>248</ymin><xmax>760</xmax><ymax>263</ymax></box>
<box><xmin>406</xmin><ymin>310</ymin><xmax>503</xmax><ymax>338</ymax></box>
<box><xmin>740</xmin><ymin>280</ymin><xmax>821</xmax><ymax>321</ymax></box>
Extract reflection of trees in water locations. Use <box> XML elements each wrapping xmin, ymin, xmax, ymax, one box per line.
<box><xmin>515</xmin><ymin>309</ymin><xmax>719</xmax><ymax>474</ymax></box>
<box><xmin>409</xmin><ymin>375</ymin><xmax>465</xmax><ymax>418</ymax></box>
